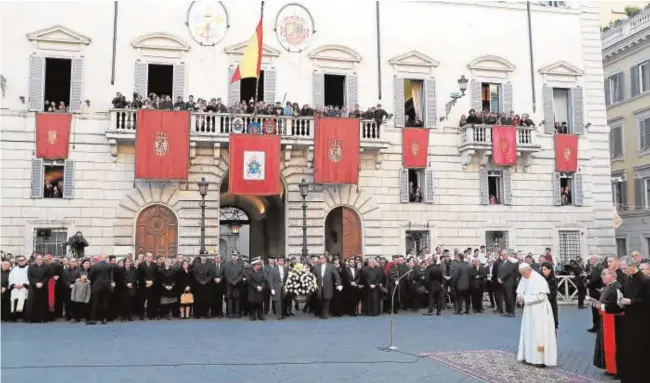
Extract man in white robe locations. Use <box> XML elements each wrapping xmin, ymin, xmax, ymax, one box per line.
<box><xmin>516</xmin><ymin>263</ymin><xmax>557</xmax><ymax>367</ymax></box>
<box><xmin>8</xmin><ymin>256</ymin><xmax>30</xmax><ymax>316</ymax></box>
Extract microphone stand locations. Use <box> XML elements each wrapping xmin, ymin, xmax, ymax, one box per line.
<box><xmin>379</xmin><ymin>268</ymin><xmax>414</xmax><ymax>352</ymax></box>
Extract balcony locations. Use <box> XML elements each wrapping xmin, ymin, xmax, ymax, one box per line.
<box><xmin>458</xmin><ymin>124</ymin><xmax>541</xmax><ymax>168</ymax></box>
<box><xmin>107</xmin><ymin>109</ymin><xmax>389</xmax><ymax>165</ymax></box>
<box><xmin>601</xmin><ymin>7</ymin><xmax>650</xmax><ymax>51</ymax></box>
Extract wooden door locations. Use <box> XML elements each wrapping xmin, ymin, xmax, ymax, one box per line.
<box><xmin>341</xmin><ymin>207</ymin><xmax>362</xmax><ymax>260</ymax></box>
<box><xmin>135</xmin><ymin>204</ymin><xmax>178</xmax><ymax>258</ymax></box>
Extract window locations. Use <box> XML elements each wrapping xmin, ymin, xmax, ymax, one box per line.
<box><xmin>488</xmin><ymin>171</ymin><xmax>503</xmax><ymax>205</ymax></box>
<box><xmin>404</xmin><ymin>79</ymin><xmax>424</xmax><ymax>127</ymax></box>
<box><xmin>407</xmin><ymin>169</ymin><xmax>424</xmax><ymax>203</ymax></box>
<box><xmin>558</xmin><ymin>230</ymin><xmax>581</xmax><ymax>263</ymax></box>
<box><xmin>609</xmin><ymin>126</ymin><xmax>623</xmax><ymax>158</ymax></box>
<box><xmin>608</xmin><ymin>73</ymin><xmax>623</xmax><ymax>104</ymax></box>
<box><xmin>43</xmin><ymin>163</ymin><xmax>65</xmax><ymax>199</ymax></box>
<box><xmin>559</xmin><ymin>173</ymin><xmax>573</xmax><ymax>205</ymax></box>
<box><xmin>147</xmin><ymin>64</ymin><xmax>173</xmax><ymax>99</ymax></box>
<box><xmin>44</xmin><ymin>58</ymin><xmax>71</xmax><ymax>111</ymax></box>
<box><xmin>31</xmin><ymin>159</ymin><xmax>75</xmax><ymax>199</ymax></box>
<box><xmin>240</xmin><ymin>69</ymin><xmax>265</xmax><ymax>103</ymax></box>
<box><xmin>631</xmin><ymin>60</ymin><xmax>650</xmax><ymax>96</ymax></box>
<box><xmin>612</xmin><ymin>180</ymin><xmax>624</xmax><ymax>208</ymax></box>
<box><xmin>616</xmin><ymin>238</ymin><xmax>627</xmax><ymax>257</ymax></box>
<box><xmin>552</xmin><ymin>88</ymin><xmax>571</xmax><ymax>132</ymax></box>
<box><xmin>639</xmin><ymin>117</ymin><xmax>650</xmax><ymax>152</ymax></box>
<box><xmin>405</xmin><ymin>230</ymin><xmax>430</xmax><ymax>256</ymax></box>
<box><xmin>33</xmin><ymin>228</ymin><xmax>68</xmax><ymax>258</ymax></box>
<box><xmin>481</xmin><ymin>83</ymin><xmax>501</xmax><ymax>113</ymax></box>
<box><xmin>485</xmin><ymin>231</ymin><xmax>509</xmax><ymax>253</ymax></box>
<box><xmin>324</xmin><ymin>74</ymin><xmax>346</xmax><ymax>108</ymax></box>
<box><xmin>646</xmin><ymin>179</ymin><xmax>650</xmax><ymax>209</ymax></box>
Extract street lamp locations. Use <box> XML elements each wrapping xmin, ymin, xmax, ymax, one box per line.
<box><xmin>299</xmin><ymin>178</ymin><xmax>310</xmax><ymax>259</ymax></box>
<box><xmin>441</xmin><ymin>74</ymin><xmax>469</xmax><ymax>121</ymax></box>
<box><xmin>229</xmin><ymin>221</ymin><xmax>241</xmax><ymax>234</ymax></box>
<box><xmin>198</xmin><ymin>177</ymin><xmax>209</xmax><ymax>254</ymax></box>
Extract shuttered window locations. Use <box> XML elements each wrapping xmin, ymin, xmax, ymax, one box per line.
<box><xmin>29</xmin><ymin>56</ymin><xmax>45</xmax><ymax>111</ymax></box>
<box><xmin>639</xmin><ymin>117</ymin><xmax>650</xmax><ymax>152</ymax></box>
<box><xmin>312</xmin><ymin>72</ymin><xmax>324</xmax><ymax>109</ymax></box>
<box><xmin>134</xmin><ymin>61</ymin><xmax>148</xmax><ymax>99</ymax></box>
<box><xmin>30</xmin><ymin>159</ymin><xmax>44</xmax><ymax>198</ymax></box>
<box><xmin>69</xmin><ymin>58</ymin><xmax>84</xmax><ymax>113</ymax></box>
<box><xmin>553</xmin><ymin>172</ymin><xmax>583</xmax><ymax>206</ymax></box>
<box><xmin>394</xmin><ymin>76</ymin><xmax>405</xmax><ymax>128</ymax></box>
<box><xmin>63</xmin><ymin>160</ymin><xmax>75</xmax><ymax>199</ymax></box>
<box><xmin>172</xmin><ymin>63</ymin><xmax>186</xmax><ymax>102</ymax></box>
<box><xmin>346</xmin><ymin>74</ymin><xmax>358</xmax><ymax>112</ymax></box>
<box><xmin>399</xmin><ymin>168</ymin><xmax>434</xmax><ymax>204</ymax></box>
<box><xmin>609</xmin><ymin>126</ymin><xmax>623</xmax><ymax>158</ymax></box>
<box><xmin>424</xmin><ymin>78</ymin><xmax>436</xmax><ymax>128</ymax></box>
<box><xmin>263</xmin><ymin>68</ymin><xmax>276</xmax><ymax>105</ymax></box>
<box><xmin>228</xmin><ymin>66</ymin><xmax>241</xmax><ymax>107</ymax></box>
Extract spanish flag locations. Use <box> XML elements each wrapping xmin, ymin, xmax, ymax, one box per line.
<box><xmin>230</xmin><ymin>20</ymin><xmax>263</xmax><ymax>83</ymax></box>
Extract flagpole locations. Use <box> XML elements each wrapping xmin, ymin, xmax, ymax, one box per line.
<box><xmin>252</xmin><ymin>1</ymin><xmax>265</xmax><ymax>124</ymax></box>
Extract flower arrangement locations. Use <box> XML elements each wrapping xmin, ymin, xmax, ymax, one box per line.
<box><xmin>285</xmin><ymin>263</ymin><xmax>317</xmax><ymax>299</ymax></box>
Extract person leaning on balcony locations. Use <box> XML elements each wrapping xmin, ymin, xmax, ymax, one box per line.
<box><xmin>173</xmin><ymin>96</ymin><xmax>186</xmax><ymax>110</ymax></box>
<box><xmin>466</xmin><ymin>109</ymin><xmax>481</xmax><ymax>124</ymax></box>
<box><xmin>521</xmin><ymin>113</ymin><xmax>535</xmax><ymax>127</ymax></box>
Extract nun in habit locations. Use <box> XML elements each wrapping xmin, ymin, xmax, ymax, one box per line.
<box><xmin>516</xmin><ymin>263</ymin><xmax>557</xmax><ymax>367</ymax></box>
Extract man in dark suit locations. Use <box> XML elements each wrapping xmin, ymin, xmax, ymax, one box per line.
<box><xmin>88</xmin><ymin>254</ymin><xmax>114</xmax><ymax>325</ymax></box>
<box><xmin>211</xmin><ymin>255</ymin><xmax>225</xmax><ymax>318</ymax></box>
<box><xmin>269</xmin><ymin>257</ymin><xmax>289</xmax><ymax>320</ymax></box>
<box><xmin>452</xmin><ymin>253</ymin><xmax>471</xmax><ymax>314</ymax></box>
<box><xmin>314</xmin><ymin>254</ymin><xmax>342</xmax><ymax>319</ymax></box>
<box><xmin>137</xmin><ymin>252</ymin><xmax>158</xmax><ymax>320</ymax></box>
<box><xmin>469</xmin><ymin>258</ymin><xmax>486</xmax><ymax>313</ymax></box>
<box><xmin>492</xmin><ymin>252</ymin><xmax>505</xmax><ymax>314</ymax></box>
<box><xmin>498</xmin><ymin>251</ymin><xmax>517</xmax><ymax>317</ymax></box>
<box><xmin>586</xmin><ymin>255</ymin><xmax>605</xmax><ymax>332</ymax></box>
<box><xmin>224</xmin><ymin>252</ymin><xmax>245</xmax><ymax>318</ymax></box>
<box><xmin>423</xmin><ymin>257</ymin><xmax>444</xmax><ymax>316</ymax></box>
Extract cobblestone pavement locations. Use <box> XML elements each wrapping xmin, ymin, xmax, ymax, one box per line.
<box><xmin>1</xmin><ymin>306</ymin><xmax>604</xmax><ymax>383</ymax></box>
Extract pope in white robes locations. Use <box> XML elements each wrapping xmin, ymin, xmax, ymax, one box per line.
<box><xmin>516</xmin><ymin>263</ymin><xmax>557</xmax><ymax>366</ymax></box>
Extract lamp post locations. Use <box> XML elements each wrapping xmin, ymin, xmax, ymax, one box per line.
<box><xmin>198</xmin><ymin>177</ymin><xmax>209</xmax><ymax>254</ymax></box>
<box><xmin>299</xmin><ymin>178</ymin><xmax>310</xmax><ymax>259</ymax></box>
<box><xmin>442</xmin><ymin>75</ymin><xmax>469</xmax><ymax>121</ymax></box>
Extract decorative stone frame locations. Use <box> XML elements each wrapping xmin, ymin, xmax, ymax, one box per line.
<box><xmin>398</xmin><ymin>221</ymin><xmax>438</xmax><ymax>256</ymax></box>
<box><xmin>538</xmin><ymin>60</ymin><xmax>584</xmax><ymax>85</ymax></box>
<box><xmin>26</xmin><ymin>24</ymin><xmax>91</xmax><ymax>52</ymax></box>
<box><xmin>467</xmin><ymin>55</ymin><xmax>516</xmax><ymax>81</ymax></box>
<box><xmin>388</xmin><ymin>50</ymin><xmax>439</xmax><ymax>76</ymax></box>
<box><xmin>23</xmin><ymin>220</ymin><xmax>75</xmax><ymax>257</ymax></box>
<box><xmin>224</xmin><ymin>40</ymin><xmax>280</xmax><ymax>66</ymax></box>
<box><xmin>320</xmin><ymin>184</ymin><xmax>381</xmax><ymax>256</ymax></box>
<box><xmin>131</xmin><ymin>33</ymin><xmax>190</xmax><ymax>59</ymax></box>
<box><xmin>553</xmin><ymin>226</ymin><xmax>588</xmax><ymax>262</ymax></box>
<box><xmin>308</xmin><ymin>44</ymin><xmax>362</xmax><ymax>71</ymax></box>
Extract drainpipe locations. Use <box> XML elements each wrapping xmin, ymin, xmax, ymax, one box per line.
<box><xmin>111</xmin><ymin>1</ymin><xmax>119</xmax><ymax>85</ymax></box>
<box><xmin>527</xmin><ymin>1</ymin><xmax>536</xmax><ymax>113</ymax></box>
<box><xmin>376</xmin><ymin>1</ymin><xmax>382</xmax><ymax>100</ymax></box>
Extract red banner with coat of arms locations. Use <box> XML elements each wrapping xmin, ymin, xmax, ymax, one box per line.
<box><xmin>491</xmin><ymin>126</ymin><xmax>517</xmax><ymax>166</ymax></box>
<box><xmin>135</xmin><ymin>110</ymin><xmax>190</xmax><ymax>180</ymax></box>
<box><xmin>402</xmin><ymin>128</ymin><xmax>429</xmax><ymax>168</ymax></box>
<box><xmin>36</xmin><ymin>113</ymin><xmax>72</xmax><ymax>159</ymax></box>
<box><xmin>314</xmin><ymin>117</ymin><xmax>360</xmax><ymax>184</ymax></box>
<box><xmin>555</xmin><ymin>134</ymin><xmax>578</xmax><ymax>172</ymax></box>
<box><xmin>229</xmin><ymin>134</ymin><xmax>281</xmax><ymax>196</ymax></box>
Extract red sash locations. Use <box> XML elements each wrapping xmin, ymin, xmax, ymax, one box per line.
<box><xmin>48</xmin><ymin>278</ymin><xmax>56</xmax><ymax>312</ymax></box>
<box><xmin>600</xmin><ymin>311</ymin><xmax>623</xmax><ymax>375</ymax></box>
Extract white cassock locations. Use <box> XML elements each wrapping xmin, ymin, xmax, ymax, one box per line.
<box><xmin>516</xmin><ymin>270</ymin><xmax>557</xmax><ymax>366</ymax></box>
<box><xmin>8</xmin><ymin>266</ymin><xmax>29</xmax><ymax>312</ymax></box>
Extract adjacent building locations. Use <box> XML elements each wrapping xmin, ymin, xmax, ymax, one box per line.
<box><xmin>602</xmin><ymin>5</ymin><xmax>650</xmax><ymax>257</ymax></box>
<box><xmin>0</xmin><ymin>1</ymin><xmax>615</xmax><ymax>261</ymax></box>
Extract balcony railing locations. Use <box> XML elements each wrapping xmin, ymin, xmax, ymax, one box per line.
<box><xmin>108</xmin><ymin>109</ymin><xmax>387</xmax><ymax>148</ymax></box>
<box><xmin>459</xmin><ymin>124</ymin><xmax>540</xmax><ymax>150</ymax></box>
<box><xmin>602</xmin><ymin>7</ymin><xmax>650</xmax><ymax>50</ymax></box>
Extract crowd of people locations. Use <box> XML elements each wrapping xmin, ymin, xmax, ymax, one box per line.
<box><xmin>111</xmin><ymin>92</ymin><xmax>392</xmax><ymax>123</ymax></box>
<box><xmin>459</xmin><ymin>108</ymin><xmax>536</xmax><ymax>127</ymax></box>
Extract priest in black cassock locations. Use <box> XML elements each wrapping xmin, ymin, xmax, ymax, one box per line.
<box><xmin>361</xmin><ymin>258</ymin><xmax>383</xmax><ymax>317</ymax></box>
<box><xmin>593</xmin><ymin>268</ymin><xmax>625</xmax><ymax>378</ymax></box>
<box><xmin>27</xmin><ymin>255</ymin><xmax>49</xmax><ymax>323</ymax></box>
<box><xmin>618</xmin><ymin>256</ymin><xmax>650</xmax><ymax>383</ymax></box>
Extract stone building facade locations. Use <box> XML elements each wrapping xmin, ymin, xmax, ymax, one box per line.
<box><xmin>0</xmin><ymin>1</ymin><xmax>616</xmax><ymax>260</ymax></box>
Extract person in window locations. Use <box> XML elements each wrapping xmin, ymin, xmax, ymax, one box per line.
<box><xmin>489</xmin><ymin>195</ymin><xmax>498</xmax><ymax>204</ymax></box>
<box><xmin>185</xmin><ymin>95</ymin><xmax>197</xmax><ymax>112</ymax></box>
<box><xmin>466</xmin><ymin>109</ymin><xmax>481</xmax><ymax>124</ymax></box>
<box><xmin>131</xmin><ymin>93</ymin><xmax>143</xmax><ymax>109</ymax></box>
<box><xmin>485</xmin><ymin>112</ymin><xmax>498</xmax><ymax>125</ymax></box>
<box><xmin>499</xmin><ymin>112</ymin><xmax>512</xmax><ymax>126</ymax></box>
<box><xmin>301</xmin><ymin>104</ymin><xmax>314</xmax><ymax>117</ymax></box>
<box><xmin>47</xmin><ymin>101</ymin><xmax>57</xmax><ymax>112</ymax></box>
<box><xmin>512</xmin><ymin>114</ymin><xmax>521</xmax><ymax>127</ymax></box>
<box><xmin>459</xmin><ymin>114</ymin><xmax>467</xmax><ymax>127</ymax></box>
<box><xmin>331</xmin><ymin>106</ymin><xmax>341</xmax><ymax>117</ymax></box>
<box><xmin>351</xmin><ymin>104</ymin><xmax>362</xmax><ymax>118</ymax></box>
<box><xmin>522</xmin><ymin>113</ymin><xmax>535</xmax><ymax>127</ymax></box>
<box><xmin>51</xmin><ymin>185</ymin><xmax>61</xmax><ymax>198</ymax></box>
<box><xmin>561</xmin><ymin>186</ymin><xmax>572</xmax><ymax>205</ymax></box>
<box><xmin>112</xmin><ymin>92</ymin><xmax>129</xmax><ymax>109</ymax></box>
<box><xmin>560</xmin><ymin>121</ymin><xmax>569</xmax><ymax>134</ymax></box>
<box><xmin>411</xmin><ymin>187</ymin><xmax>423</xmax><ymax>203</ymax></box>
<box><xmin>162</xmin><ymin>95</ymin><xmax>173</xmax><ymax>110</ymax></box>
<box><xmin>43</xmin><ymin>180</ymin><xmax>54</xmax><ymax>198</ymax></box>
<box><xmin>341</xmin><ymin>106</ymin><xmax>350</xmax><ymax>118</ymax></box>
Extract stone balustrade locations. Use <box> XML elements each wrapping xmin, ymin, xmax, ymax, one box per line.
<box><xmin>601</xmin><ymin>7</ymin><xmax>650</xmax><ymax>50</ymax></box>
<box><xmin>458</xmin><ymin>124</ymin><xmax>541</xmax><ymax>167</ymax></box>
<box><xmin>107</xmin><ymin>109</ymin><xmax>387</xmax><ymax>149</ymax></box>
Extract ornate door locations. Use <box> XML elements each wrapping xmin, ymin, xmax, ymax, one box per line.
<box><xmin>341</xmin><ymin>207</ymin><xmax>362</xmax><ymax>260</ymax></box>
<box><xmin>135</xmin><ymin>204</ymin><xmax>178</xmax><ymax>258</ymax></box>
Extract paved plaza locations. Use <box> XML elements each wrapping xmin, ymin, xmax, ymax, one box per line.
<box><xmin>1</xmin><ymin>307</ymin><xmax>604</xmax><ymax>383</ymax></box>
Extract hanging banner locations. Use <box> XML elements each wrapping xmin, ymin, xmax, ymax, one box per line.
<box><xmin>491</xmin><ymin>126</ymin><xmax>517</xmax><ymax>166</ymax></box>
<box><xmin>135</xmin><ymin>110</ymin><xmax>190</xmax><ymax>180</ymax></box>
<box><xmin>555</xmin><ymin>134</ymin><xmax>578</xmax><ymax>172</ymax></box>
<box><xmin>36</xmin><ymin>113</ymin><xmax>72</xmax><ymax>159</ymax></box>
<box><xmin>314</xmin><ymin>117</ymin><xmax>360</xmax><ymax>184</ymax></box>
<box><xmin>229</xmin><ymin>134</ymin><xmax>281</xmax><ymax>195</ymax></box>
<box><xmin>402</xmin><ymin>128</ymin><xmax>429</xmax><ymax>168</ymax></box>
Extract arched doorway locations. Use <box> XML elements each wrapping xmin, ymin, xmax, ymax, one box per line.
<box><xmin>135</xmin><ymin>204</ymin><xmax>178</xmax><ymax>258</ymax></box>
<box><xmin>325</xmin><ymin>206</ymin><xmax>362</xmax><ymax>260</ymax></box>
<box><xmin>219</xmin><ymin>172</ymin><xmax>285</xmax><ymax>261</ymax></box>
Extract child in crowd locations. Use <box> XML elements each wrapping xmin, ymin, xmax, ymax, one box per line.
<box><xmin>71</xmin><ymin>271</ymin><xmax>91</xmax><ymax>322</ymax></box>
